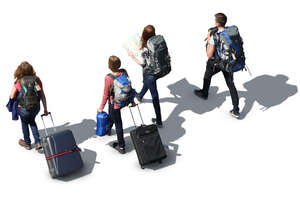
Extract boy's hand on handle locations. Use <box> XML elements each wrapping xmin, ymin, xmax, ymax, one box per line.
<box><xmin>129</xmin><ymin>102</ymin><xmax>137</xmax><ymax>107</ymax></box>
<box><xmin>44</xmin><ymin>110</ymin><xmax>49</xmax><ymax>116</ymax></box>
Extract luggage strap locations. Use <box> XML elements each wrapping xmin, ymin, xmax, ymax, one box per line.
<box><xmin>46</xmin><ymin>146</ymin><xmax>81</xmax><ymax>160</ymax></box>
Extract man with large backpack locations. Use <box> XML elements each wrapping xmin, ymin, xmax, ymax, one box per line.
<box><xmin>128</xmin><ymin>25</ymin><xmax>171</xmax><ymax>128</ymax></box>
<box><xmin>194</xmin><ymin>13</ymin><xmax>245</xmax><ymax>118</ymax></box>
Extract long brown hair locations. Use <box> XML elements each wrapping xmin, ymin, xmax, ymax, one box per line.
<box><xmin>14</xmin><ymin>61</ymin><xmax>36</xmax><ymax>80</ymax></box>
<box><xmin>141</xmin><ymin>25</ymin><xmax>156</xmax><ymax>49</ymax></box>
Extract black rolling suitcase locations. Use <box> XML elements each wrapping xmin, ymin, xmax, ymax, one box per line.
<box><xmin>129</xmin><ymin>105</ymin><xmax>167</xmax><ymax>169</ymax></box>
<box><xmin>40</xmin><ymin>112</ymin><xmax>83</xmax><ymax>178</ymax></box>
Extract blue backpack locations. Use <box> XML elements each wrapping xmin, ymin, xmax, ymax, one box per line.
<box><xmin>108</xmin><ymin>72</ymin><xmax>134</xmax><ymax>108</ymax></box>
<box><xmin>213</xmin><ymin>26</ymin><xmax>246</xmax><ymax>72</ymax></box>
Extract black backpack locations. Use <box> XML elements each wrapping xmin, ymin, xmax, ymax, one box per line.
<box><xmin>143</xmin><ymin>35</ymin><xmax>171</xmax><ymax>78</ymax></box>
<box><xmin>17</xmin><ymin>76</ymin><xmax>41</xmax><ymax>110</ymax></box>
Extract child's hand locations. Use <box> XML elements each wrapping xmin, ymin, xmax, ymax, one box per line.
<box><xmin>43</xmin><ymin>110</ymin><xmax>49</xmax><ymax>116</ymax></box>
<box><xmin>129</xmin><ymin>102</ymin><xmax>137</xmax><ymax>107</ymax></box>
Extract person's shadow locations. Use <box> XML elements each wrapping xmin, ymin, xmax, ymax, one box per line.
<box><xmin>38</xmin><ymin>119</ymin><xmax>99</xmax><ymax>181</ymax></box>
<box><xmin>225</xmin><ymin>74</ymin><xmax>298</xmax><ymax>119</ymax></box>
<box><xmin>140</xmin><ymin>78</ymin><xmax>228</xmax><ymax>170</ymax></box>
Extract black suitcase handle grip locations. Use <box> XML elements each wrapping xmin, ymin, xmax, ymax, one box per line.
<box><xmin>40</xmin><ymin>112</ymin><xmax>56</xmax><ymax>136</ymax></box>
<box><xmin>41</xmin><ymin>112</ymin><xmax>51</xmax><ymax>117</ymax></box>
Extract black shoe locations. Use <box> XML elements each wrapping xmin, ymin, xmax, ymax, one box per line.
<box><xmin>151</xmin><ymin>118</ymin><xmax>163</xmax><ymax>128</ymax></box>
<box><xmin>107</xmin><ymin>130</ymin><xmax>112</xmax><ymax>136</ymax></box>
<box><xmin>194</xmin><ymin>89</ymin><xmax>208</xmax><ymax>100</ymax></box>
<box><xmin>230</xmin><ymin>110</ymin><xmax>240</xmax><ymax>119</ymax></box>
<box><xmin>112</xmin><ymin>142</ymin><xmax>126</xmax><ymax>154</ymax></box>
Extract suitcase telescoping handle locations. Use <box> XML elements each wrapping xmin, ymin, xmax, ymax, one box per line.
<box><xmin>128</xmin><ymin>104</ymin><xmax>144</xmax><ymax>128</ymax></box>
<box><xmin>40</xmin><ymin>112</ymin><xmax>57</xmax><ymax>136</ymax></box>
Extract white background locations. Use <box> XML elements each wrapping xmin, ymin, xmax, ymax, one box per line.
<box><xmin>1</xmin><ymin>0</ymin><xmax>300</xmax><ymax>196</ymax></box>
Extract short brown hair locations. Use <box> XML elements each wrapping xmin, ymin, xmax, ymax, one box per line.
<box><xmin>14</xmin><ymin>61</ymin><xmax>36</xmax><ymax>80</ymax></box>
<box><xmin>215</xmin><ymin>13</ymin><xmax>227</xmax><ymax>27</ymax></box>
<box><xmin>108</xmin><ymin>56</ymin><xmax>121</xmax><ymax>72</ymax></box>
<box><xmin>141</xmin><ymin>25</ymin><xmax>156</xmax><ymax>49</ymax></box>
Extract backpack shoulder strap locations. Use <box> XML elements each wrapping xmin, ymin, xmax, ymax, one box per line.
<box><xmin>19</xmin><ymin>78</ymin><xmax>26</xmax><ymax>93</ymax></box>
<box><xmin>213</xmin><ymin>32</ymin><xmax>218</xmax><ymax>43</ymax></box>
<box><xmin>118</xmin><ymin>69</ymin><xmax>128</xmax><ymax>77</ymax></box>
<box><xmin>220</xmin><ymin>30</ymin><xmax>233</xmax><ymax>46</ymax></box>
<box><xmin>32</xmin><ymin>75</ymin><xmax>38</xmax><ymax>83</ymax></box>
<box><xmin>107</xmin><ymin>74</ymin><xmax>116</xmax><ymax>102</ymax></box>
<box><xmin>212</xmin><ymin>32</ymin><xmax>221</xmax><ymax>48</ymax></box>
<box><xmin>107</xmin><ymin>73</ymin><xmax>116</xmax><ymax>80</ymax></box>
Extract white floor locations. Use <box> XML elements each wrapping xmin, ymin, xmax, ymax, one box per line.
<box><xmin>1</xmin><ymin>1</ymin><xmax>300</xmax><ymax>197</ymax></box>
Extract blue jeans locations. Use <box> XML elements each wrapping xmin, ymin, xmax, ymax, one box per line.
<box><xmin>138</xmin><ymin>74</ymin><xmax>162</xmax><ymax>125</ymax></box>
<box><xmin>17</xmin><ymin>105</ymin><xmax>40</xmax><ymax>145</ymax></box>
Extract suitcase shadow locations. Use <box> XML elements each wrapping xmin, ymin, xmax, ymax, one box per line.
<box><xmin>131</xmin><ymin>78</ymin><xmax>228</xmax><ymax>170</ymax></box>
<box><xmin>38</xmin><ymin>119</ymin><xmax>97</xmax><ymax>144</ymax></box>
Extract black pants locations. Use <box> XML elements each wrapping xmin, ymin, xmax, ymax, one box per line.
<box><xmin>107</xmin><ymin>104</ymin><xmax>125</xmax><ymax>148</ymax></box>
<box><xmin>202</xmin><ymin>59</ymin><xmax>240</xmax><ymax>112</ymax></box>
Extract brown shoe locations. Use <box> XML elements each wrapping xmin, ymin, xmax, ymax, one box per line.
<box><xmin>35</xmin><ymin>143</ymin><xmax>42</xmax><ymax>150</ymax></box>
<box><xmin>19</xmin><ymin>139</ymin><xmax>31</xmax><ymax>150</ymax></box>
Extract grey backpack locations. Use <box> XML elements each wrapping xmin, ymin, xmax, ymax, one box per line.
<box><xmin>143</xmin><ymin>35</ymin><xmax>171</xmax><ymax>78</ymax></box>
<box><xmin>108</xmin><ymin>72</ymin><xmax>133</xmax><ymax>108</ymax></box>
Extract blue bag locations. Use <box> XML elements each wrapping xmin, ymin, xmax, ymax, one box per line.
<box><xmin>96</xmin><ymin>112</ymin><xmax>109</xmax><ymax>136</ymax></box>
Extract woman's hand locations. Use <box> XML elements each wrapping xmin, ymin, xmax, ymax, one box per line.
<box><xmin>128</xmin><ymin>52</ymin><xmax>142</xmax><ymax>65</ymax></box>
<box><xmin>128</xmin><ymin>51</ymin><xmax>134</xmax><ymax>58</ymax></box>
<box><xmin>97</xmin><ymin>108</ymin><xmax>103</xmax><ymax>113</ymax></box>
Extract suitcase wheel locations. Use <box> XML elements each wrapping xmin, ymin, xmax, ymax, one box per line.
<box><xmin>141</xmin><ymin>166</ymin><xmax>145</xmax><ymax>169</ymax></box>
